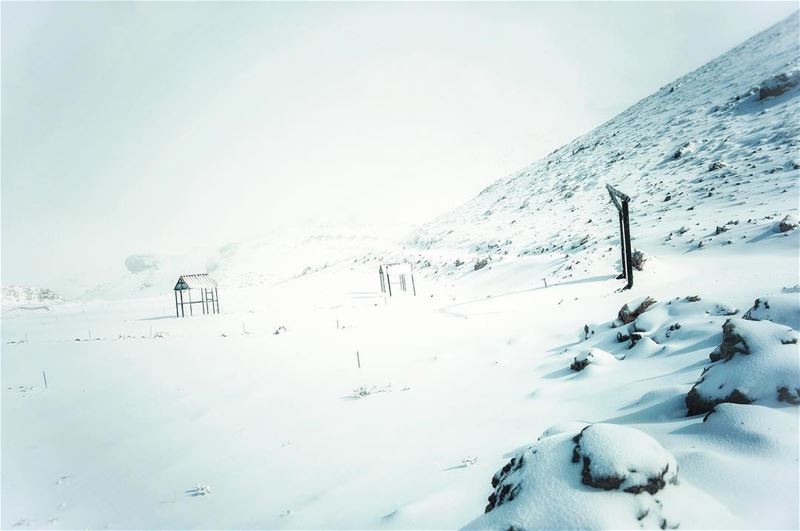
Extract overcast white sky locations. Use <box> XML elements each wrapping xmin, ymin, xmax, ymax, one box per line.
<box><xmin>2</xmin><ymin>1</ymin><xmax>797</xmax><ymax>291</ymax></box>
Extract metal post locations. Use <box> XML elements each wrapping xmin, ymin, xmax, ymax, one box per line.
<box><xmin>622</xmin><ymin>200</ymin><xmax>634</xmax><ymax>289</ymax></box>
<box><xmin>411</xmin><ymin>274</ymin><xmax>417</xmax><ymax>296</ymax></box>
<box><xmin>386</xmin><ymin>273</ymin><xmax>393</xmax><ymax>297</ymax></box>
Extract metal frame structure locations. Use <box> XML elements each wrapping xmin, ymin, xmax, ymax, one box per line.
<box><xmin>174</xmin><ymin>274</ymin><xmax>220</xmax><ymax>317</ymax></box>
<box><xmin>378</xmin><ymin>262</ymin><xmax>417</xmax><ymax>297</ymax></box>
<box><xmin>606</xmin><ymin>184</ymin><xmax>634</xmax><ymax>289</ymax></box>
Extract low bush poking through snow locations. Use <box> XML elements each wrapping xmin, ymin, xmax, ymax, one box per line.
<box><xmin>570</xmin><ymin>348</ymin><xmax>617</xmax><ymax>372</ymax></box>
<box><xmin>631</xmin><ymin>249</ymin><xmax>647</xmax><ymax>271</ymax></box>
<box><xmin>685</xmin><ymin>318</ymin><xmax>800</xmax><ymax>416</ymax></box>
<box><xmin>743</xmin><ymin>294</ymin><xmax>800</xmax><ymax>330</ymax></box>
<box><xmin>466</xmin><ymin>423</ymin><xmax>724</xmax><ymax>530</ymax></box>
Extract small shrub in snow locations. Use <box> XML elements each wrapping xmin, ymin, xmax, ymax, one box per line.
<box><xmin>631</xmin><ymin>249</ymin><xmax>647</xmax><ymax>271</ymax></box>
<box><xmin>685</xmin><ymin>318</ymin><xmax>800</xmax><ymax>415</ymax></box>
<box><xmin>474</xmin><ymin>258</ymin><xmax>490</xmax><ymax>271</ymax></box>
<box><xmin>708</xmin><ymin>161</ymin><xmax>728</xmax><ymax>171</ymax></box>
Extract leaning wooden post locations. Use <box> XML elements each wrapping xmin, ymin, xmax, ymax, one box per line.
<box><xmin>622</xmin><ymin>199</ymin><xmax>634</xmax><ymax>289</ymax></box>
<box><xmin>617</xmin><ymin>212</ymin><xmax>627</xmax><ymax>280</ymax></box>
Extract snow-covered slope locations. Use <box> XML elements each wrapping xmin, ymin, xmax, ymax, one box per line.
<box><xmin>2</xmin><ymin>12</ymin><xmax>799</xmax><ymax>531</ymax></box>
<box><xmin>409</xmin><ymin>12</ymin><xmax>799</xmax><ymax>283</ymax></box>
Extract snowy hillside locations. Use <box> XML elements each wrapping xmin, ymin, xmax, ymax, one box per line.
<box><xmin>2</xmin><ymin>12</ymin><xmax>799</xmax><ymax>531</ymax></box>
<box><xmin>409</xmin><ymin>12</ymin><xmax>799</xmax><ymax>283</ymax></box>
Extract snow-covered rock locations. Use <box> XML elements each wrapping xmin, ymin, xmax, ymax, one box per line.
<box><xmin>743</xmin><ymin>294</ymin><xmax>800</xmax><ymax>330</ymax></box>
<box><xmin>686</xmin><ymin>318</ymin><xmax>800</xmax><ymax>415</ymax></box>
<box><xmin>570</xmin><ymin>348</ymin><xmax>618</xmax><ymax>371</ymax></box>
<box><xmin>468</xmin><ymin>423</ymin><xmax>727</xmax><ymax>530</ymax></box>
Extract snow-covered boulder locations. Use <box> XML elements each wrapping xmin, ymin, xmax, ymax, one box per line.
<box><xmin>686</xmin><ymin>318</ymin><xmax>800</xmax><ymax>415</ymax></box>
<box><xmin>758</xmin><ymin>68</ymin><xmax>800</xmax><ymax>100</ymax></box>
<box><xmin>743</xmin><ymin>294</ymin><xmax>800</xmax><ymax>330</ymax></box>
<box><xmin>571</xmin><ymin>424</ymin><xmax>677</xmax><ymax>494</ymax></box>
<box><xmin>467</xmin><ymin>423</ymin><xmax>727</xmax><ymax>530</ymax></box>
<box><xmin>570</xmin><ymin>348</ymin><xmax>617</xmax><ymax>372</ymax></box>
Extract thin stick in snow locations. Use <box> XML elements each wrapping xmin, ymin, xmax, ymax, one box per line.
<box><xmin>543</xmin><ymin>278</ymin><xmax>548</xmax><ymax>288</ymax></box>
<box><xmin>356</xmin><ymin>351</ymin><xmax>361</xmax><ymax>369</ymax></box>
<box><xmin>42</xmin><ymin>370</ymin><xmax>48</xmax><ymax>389</ymax></box>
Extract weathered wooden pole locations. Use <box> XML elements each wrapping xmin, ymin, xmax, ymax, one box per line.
<box><xmin>622</xmin><ymin>200</ymin><xmax>634</xmax><ymax>289</ymax></box>
<box><xmin>617</xmin><ymin>212</ymin><xmax>626</xmax><ymax>280</ymax></box>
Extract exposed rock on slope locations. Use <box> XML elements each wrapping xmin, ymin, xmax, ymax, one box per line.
<box><xmin>467</xmin><ymin>423</ymin><xmax>726</xmax><ymax>530</ymax></box>
<box><xmin>686</xmin><ymin>318</ymin><xmax>800</xmax><ymax>415</ymax></box>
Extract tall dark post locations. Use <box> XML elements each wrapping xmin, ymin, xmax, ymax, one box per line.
<box><xmin>411</xmin><ymin>274</ymin><xmax>417</xmax><ymax>296</ymax></box>
<box><xmin>606</xmin><ymin>184</ymin><xmax>634</xmax><ymax>289</ymax></box>
<box><xmin>622</xmin><ymin>200</ymin><xmax>634</xmax><ymax>289</ymax></box>
<box><xmin>175</xmin><ymin>291</ymin><xmax>179</xmax><ymax>317</ymax></box>
<box><xmin>617</xmin><ymin>212</ymin><xmax>626</xmax><ymax>280</ymax></box>
<box><xmin>214</xmin><ymin>287</ymin><xmax>220</xmax><ymax>314</ymax></box>
<box><xmin>386</xmin><ymin>274</ymin><xmax>393</xmax><ymax>297</ymax></box>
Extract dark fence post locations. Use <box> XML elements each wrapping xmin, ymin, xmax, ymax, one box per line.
<box><xmin>606</xmin><ymin>184</ymin><xmax>634</xmax><ymax>289</ymax></box>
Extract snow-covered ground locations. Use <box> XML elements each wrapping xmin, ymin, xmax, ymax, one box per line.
<box><xmin>3</xmin><ymin>11</ymin><xmax>799</xmax><ymax>531</ymax></box>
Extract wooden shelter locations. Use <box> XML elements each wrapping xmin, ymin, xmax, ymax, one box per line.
<box><xmin>174</xmin><ymin>274</ymin><xmax>220</xmax><ymax>317</ymax></box>
<box><xmin>378</xmin><ymin>262</ymin><xmax>416</xmax><ymax>297</ymax></box>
